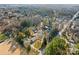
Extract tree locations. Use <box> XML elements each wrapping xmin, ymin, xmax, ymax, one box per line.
<box><xmin>21</xmin><ymin>20</ymin><xmax>33</xmax><ymax>28</ymax></box>
<box><xmin>49</xmin><ymin>28</ymin><xmax>59</xmax><ymax>40</ymax></box>
<box><xmin>45</xmin><ymin>36</ymin><xmax>69</xmax><ymax>55</ymax></box>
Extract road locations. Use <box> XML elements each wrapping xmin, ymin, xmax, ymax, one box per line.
<box><xmin>58</xmin><ymin>11</ymin><xmax>79</xmax><ymax>36</ymax></box>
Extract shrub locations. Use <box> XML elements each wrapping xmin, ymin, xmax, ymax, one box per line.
<box><xmin>75</xmin><ymin>43</ymin><xmax>79</xmax><ymax>49</ymax></box>
<box><xmin>0</xmin><ymin>33</ymin><xmax>8</xmax><ymax>42</ymax></box>
<box><xmin>74</xmin><ymin>43</ymin><xmax>79</xmax><ymax>55</ymax></box>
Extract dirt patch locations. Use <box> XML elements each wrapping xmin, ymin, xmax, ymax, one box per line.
<box><xmin>0</xmin><ymin>41</ymin><xmax>20</xmax><ymax>55</ymax></box>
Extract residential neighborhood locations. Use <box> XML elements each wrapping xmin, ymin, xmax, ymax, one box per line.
<box><xmin>0</xmin><ymin>4</ymin><xmax>79</xmax><ymax>55</ymax></box>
